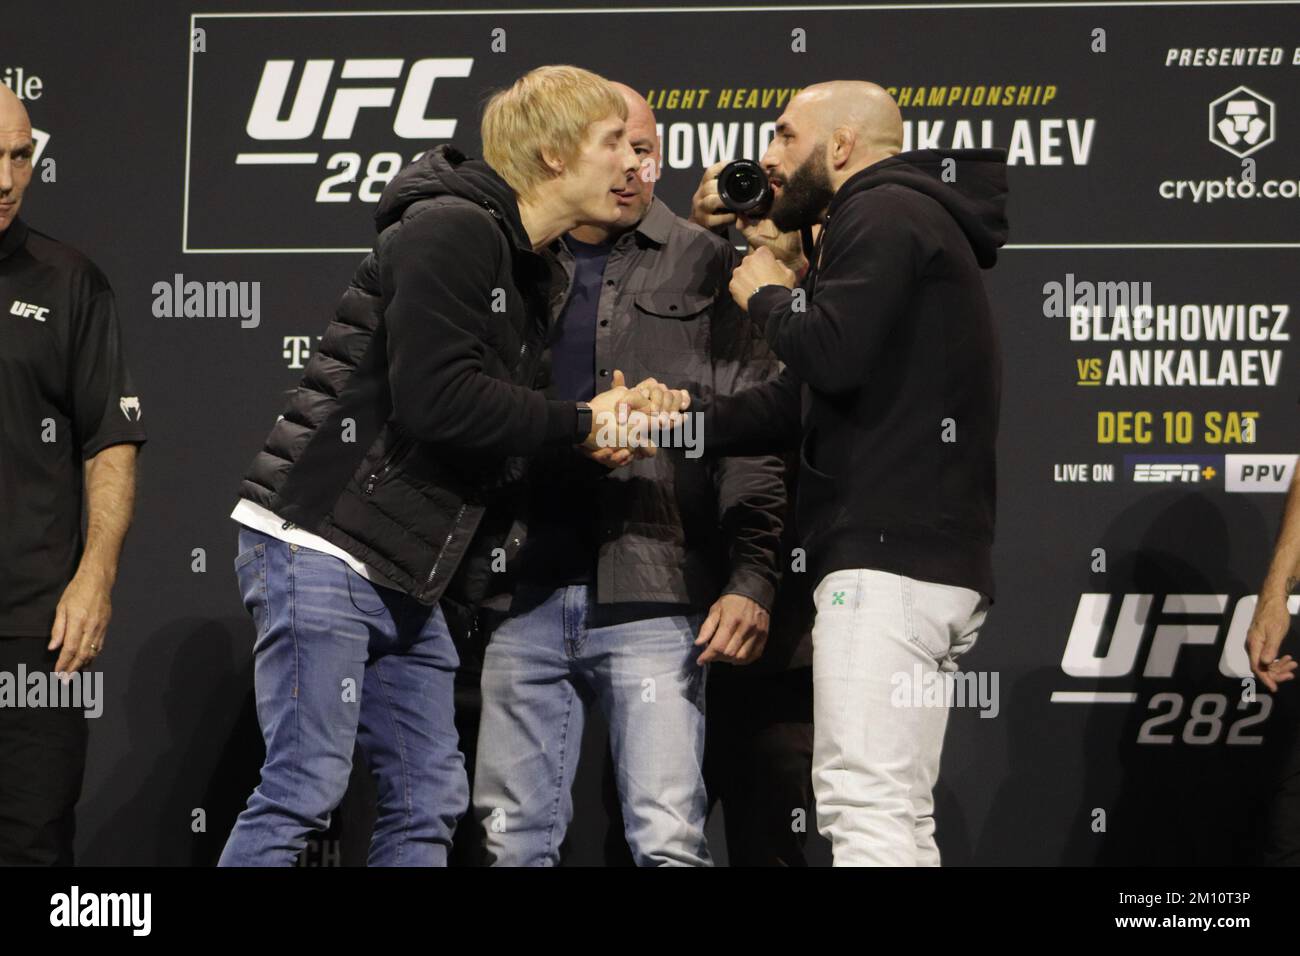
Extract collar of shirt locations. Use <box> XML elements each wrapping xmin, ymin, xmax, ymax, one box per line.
<box><xmin>562</xmin><ymin>232</ymin><xmax>614</xmax><ymax>256</ymax></box>
<box><xmin>549</xmin><ymin>196</ymin><xmax>675</xmax><ymax>260</ymax></box>
<box><xmin>632</xmin><ymin>196</ymin><xmax>674</xmax><ymax>245</ymax></box>
<box><xmin>0</xmin><ymin>216</ymin><xmax>29</xmax><ymax>262</ymax></box>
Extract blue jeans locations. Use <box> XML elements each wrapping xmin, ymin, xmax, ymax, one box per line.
<box><xmin>473</xmin><ymin>585</ymin><xmax>711</xmax><ymax>866</ymax></box>
<box><xmin>218</xmin><ymin>527</ymin><xmax>468</xmax><ymax>866</ymax></box>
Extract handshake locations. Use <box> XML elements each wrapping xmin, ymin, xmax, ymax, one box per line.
<box><xmin>578</xmin><ymin>370</ymin><xmax>691</xmax><ymax>469</ymax></box>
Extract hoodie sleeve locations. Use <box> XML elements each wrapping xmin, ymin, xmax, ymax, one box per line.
<box><xmin>749</xmin><ymin>187</ymin><xmax>923</xmax><ymax>395</ymax></box>
<box><xmin>382</xmin><ymin>202</ymin><xmax>578</xmax><ymax>455</ymax></box>
<box><xmin>702</xmin><ymin>365</ymin><xmax>802</xmax><ymax>457</ymax></box>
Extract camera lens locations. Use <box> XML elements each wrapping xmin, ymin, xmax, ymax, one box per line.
<box><xmin>731</xmin><ymin>170</ymin><xmax>758</xmax><ymax>199</ymax></box>
<box><xmin>718</xmin><ymin>159</ymin><xmax>772</xmax><ymax>217</ymax></box>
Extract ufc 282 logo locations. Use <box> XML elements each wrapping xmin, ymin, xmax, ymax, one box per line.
<box><xmin>186</xmin><ymin>14</ymin><xmax>484</xmax><ymax>252</ymax></box>
<box><xmin>240</xmin><ymin>58</ymin><xmax>473</xmax><ymax>207</ymax></box>
<box><xmin>1055</xmin><ymin>592</ymin><xmax>1298</xmax><ymax>746</ymax></box>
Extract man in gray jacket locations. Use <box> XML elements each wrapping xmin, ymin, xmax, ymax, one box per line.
<box><xmin>472</xmin><ymin>83</ymin><xmax>786</xmax><ymax>866</ymax></box>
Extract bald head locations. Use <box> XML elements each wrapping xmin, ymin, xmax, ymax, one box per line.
<box><xmin>793</xmin><ymin>81</ymin><xmax>902</xmax><ymax>169</ymax></box>
<box><xmin>0</xmin><ymin>83</ymin><xmax>34</xmax><ymax>233</ymax></box>
<box><xmin>0</xmin><ymin>83</ymin><xmax>30</xmax><ymax>132</ymax></box>
<box><xmin>610</xmin><ymin>82</ymin><xmax>656</xmax><ymax>141</ymax></box>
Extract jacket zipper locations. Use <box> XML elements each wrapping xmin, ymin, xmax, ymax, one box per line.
<box><xmin>553</xmin><ymin>246</ymin><xmax>579</xmax><ymax>330</ymax></box>
<box><xmin>484</xmin><ymin>198</ymin><xmax>538</xmax><ymax>379</ymax></box>
<box><xmin>424</xmin><ymin>502</ymin><xmax>469</xmax><ymax>592</ymax></box>
<box><xmin>806</xmin><ymin>212</ymin><xmax>830</xmax><ymax>297</ymax></box>
<box><xmin>363</xmin><ymin>434</ymin><xmax>410</xmax><ymax>496</ymax></box>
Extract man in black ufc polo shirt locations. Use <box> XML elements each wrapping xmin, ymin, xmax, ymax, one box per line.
<box><xmin>0</xmin><ymin>85</ymin><xmax>145</xmax><ymax>864</ymax></box>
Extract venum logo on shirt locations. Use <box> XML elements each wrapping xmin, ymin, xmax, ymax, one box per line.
<box><xmin>9</xmin><ymin>299</ymin><xmax>49</xmax><ymax>321</ymax></box>
<box><xmin>119</xmin><ymin>396</ymin><xmax>142</xmax><ymax>422</ymax></box>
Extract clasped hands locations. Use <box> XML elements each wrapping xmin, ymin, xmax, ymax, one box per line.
<box><xmin>579</xmin><ymin>369</ymin><xmax>691</xmax><ymax>469</ymax></box>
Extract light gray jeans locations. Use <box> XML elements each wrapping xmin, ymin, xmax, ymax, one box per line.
<box><xmin>473</xmin><ymin>585</ymin><xmax>710</xmax><ymax>867</ymax></box>
<box><xmin>811</xmin><ymin>568</ymin><xmax>988</xmax><ymax>866</ymax></box>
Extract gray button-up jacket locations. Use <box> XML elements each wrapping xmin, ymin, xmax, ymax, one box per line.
<box><xmin>542</xmin><ymin>197</ymin><xmax>786</xmax><ymax>610</ymax></box>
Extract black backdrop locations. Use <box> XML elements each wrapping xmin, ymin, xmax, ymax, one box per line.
<box><xmin>10</xmin><ymin>0</ymin><xmax>1300</xmax><ymax>865</ymax></box>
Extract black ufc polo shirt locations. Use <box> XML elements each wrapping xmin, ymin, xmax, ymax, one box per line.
<box><xmin>0</xmin><ymin>217</ymin><xmax>146</xmax><ymax>636</ymax></box>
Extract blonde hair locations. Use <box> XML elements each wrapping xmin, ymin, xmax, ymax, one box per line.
<box><xmin>481</xmin><ymin>65</ymin><xmax>627</xmax><ymax>202</ymax></box>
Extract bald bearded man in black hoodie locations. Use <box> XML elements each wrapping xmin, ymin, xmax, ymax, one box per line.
<box><xmin>695</xmin><ymin>81</ymin><xmax>1009</xmax><ymax>866</ymax></box>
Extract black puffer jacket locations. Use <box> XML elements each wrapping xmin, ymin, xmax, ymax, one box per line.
<box><xmin>238</xmin><ymin>145</ymin><xmax>579</xmax><ymax>605</ymax></box>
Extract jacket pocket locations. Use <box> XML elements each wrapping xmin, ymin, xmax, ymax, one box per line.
<box><xmin>349</xmin><ymin>454</ymin><xmax>474</xmax><ymax>586</ymax></box>
<box><xmin>360</xmin><ymin>428</ymin><xmax>414</xmax><ymax>498</ymax></box>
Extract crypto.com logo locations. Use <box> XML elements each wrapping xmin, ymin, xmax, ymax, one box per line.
<box><xmin>1209</xmin><ymin>86</ymin><xmax>1275</xmax><ymax>158</ymax></box>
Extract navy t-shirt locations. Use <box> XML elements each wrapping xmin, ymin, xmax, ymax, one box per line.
<box><xmin>515</xmin><ymin>233</ymin><xmax>612</xmax><ymax>587</ymax></box>
<box><xmin>548</xmin><ymin>234</ymin><xmax>607</xmax><ymax>403</ymax></box>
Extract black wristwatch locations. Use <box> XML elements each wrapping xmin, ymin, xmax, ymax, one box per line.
<box><xmin>574</xmin><ymin>402</ymin><xmax>593</xmax><ymax>444</ymax></box>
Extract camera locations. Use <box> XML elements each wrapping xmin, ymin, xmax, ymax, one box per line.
<box><xmin>717</xmin><ymin>159</ymin><xmax>772</xmax><ymax>218</ymax></box>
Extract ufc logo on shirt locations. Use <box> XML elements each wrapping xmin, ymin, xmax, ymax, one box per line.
<box><xmin>9</xmin><ymin>300</ymin><xmax>50</xmax><ymax>322</ymax></box>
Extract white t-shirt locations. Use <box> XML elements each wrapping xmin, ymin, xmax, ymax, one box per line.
<box><xmin>230</xmin><ymin>499</ymin><xmax>407</xmax><ymax>593</ymax></box>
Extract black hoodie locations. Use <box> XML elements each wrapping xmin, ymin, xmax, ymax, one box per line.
<box><xmin>370</xmin><ymin>144</ymin><xmax>577</xmax><ymax>456</ymax></box>
<box><xmin>708</xmin><ymin>148</ymin><xmax>1009</xmax><ymax>600</ymax></box>
<box><xmin>238</xmin><ymin>145</ymin><xmax>578</xmax><ymax>606</ymax></box>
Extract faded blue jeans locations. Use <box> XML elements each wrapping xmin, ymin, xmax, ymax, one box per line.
<box><xmin>473</xmin><ymin>584</ymin><xmax>711</xmax><ymax>866</ymax></box>
<box><xmin>218</xmin><ymin>527</ymin><xmax>468</xmax><ymax>866</ymax></box>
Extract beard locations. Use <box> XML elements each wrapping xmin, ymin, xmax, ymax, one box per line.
<box><xmin>769</xmin><ymin>145</ymin><xmax>834</xmax><ymax>233</ymax></box>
